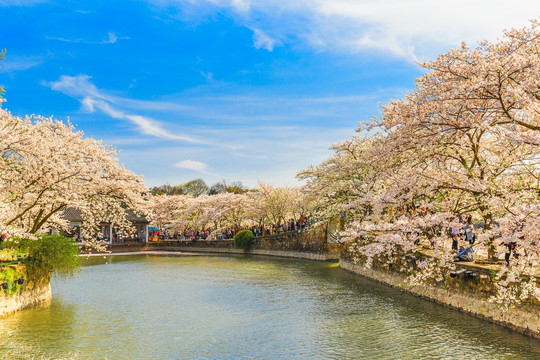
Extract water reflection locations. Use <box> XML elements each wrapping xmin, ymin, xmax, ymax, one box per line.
<box><xmin>0</xmin><ymin>298</ymin><xmax>78</xmax><ymax>359</ymax></box>
<box><xmin>0</xmin><ymin>254</ymin><xmax>539</xmax><ymax>359</ymax></box>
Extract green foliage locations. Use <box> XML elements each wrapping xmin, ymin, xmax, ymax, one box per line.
<box><xmin>0</xmin><ymin>248</ymin><xmax>18</xmax><ymax>261</ymax></box>
<box><xmin>182</xmin><ymin>178</ymin><xmax>209</xmax><ymax>197</ymax></box>
<box><xmin>150</xmin><ymin>178</ymin><xmax>209</xmax><ymax>197</ymax></box>
<box><xmin>152</xmin><ymin>179</ymin><xmax>251</xmax><ymax>196</ymax></box>
<box><xmin>233</xmin><ymin>230</ymin><xmax>254</xmax><ymax>250</ymax></box>
<box><xmin>10</xmin><ymin>235</ymin><xmax>80</xmax><ymax>282</ymax></box>
<box><xmin>151</xmin><ymin>183</ymin><xmax>185</xmax><ymax>196</ymax></box>
<box><xmin>0</xmin><ymin>265</ymin><xmax>25</xmax><ymax>296</ymax></box>
<box><xmin>209</xmin><ymin>180</ymin><xmax>248</xmax><ymax>195</ymax></box>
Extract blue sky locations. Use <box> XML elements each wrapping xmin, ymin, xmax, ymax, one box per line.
<box><xmin>1</xmin><ymin>0</ymin><xmax>538</xmax><ymax>188</ymax></box>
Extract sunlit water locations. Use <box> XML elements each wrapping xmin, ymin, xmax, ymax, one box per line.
<box><xmin>1</xmin><ymin>254</ymin><xmax>539</xmax><ymax>359</ymax></box>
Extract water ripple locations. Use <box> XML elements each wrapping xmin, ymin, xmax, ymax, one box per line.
<box><xmin>0</xmin><ymin>255</ymin><xmax>539</xmax><ymax>359</ymax></box>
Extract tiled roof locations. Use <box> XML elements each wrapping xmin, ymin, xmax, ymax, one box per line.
<box><xmin>62</xmin><ymin>207</ymin><xmax>84</xmax><ymax>222</ymax></box>
<box><xmin>125</xmin><ymin>208</ymin><xmax>148</xmax><ymax>222</ymax></box>
<box><xmin>61</xmin><ymin>207</ymin><xmax>148</xmax><ymax>223</ymax></box>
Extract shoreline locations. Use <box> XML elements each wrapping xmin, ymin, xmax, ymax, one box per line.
<box><xmin>90</xmin><ymin>241</ymin><xmax>340</xmax><ymax>262</ymax></box>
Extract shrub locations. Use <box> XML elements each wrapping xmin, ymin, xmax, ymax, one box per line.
<box><xmin>9</xmin><ymin>235</ymin><xmax>80</xmax><ymax>282</ymax></box>
<box><xmin>0</xmin><ymin>248</ymin><xmax>18</xmax><ymax>262</ymax></box>
<box><xmin>0</xmin><ymin>265</ymin><xmax>26</xmax><ymax>296</ymax></box>
<box><xmin>233</xmin><ymin>230</ymin><xmax>254</xmax><ymax>250</ymax></box>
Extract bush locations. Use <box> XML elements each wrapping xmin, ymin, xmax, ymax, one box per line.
<box><xmin>233</xmin><ymin>230</ymin><xmax>254</xmax><ymax>250</ymax></box>
<box><xmin>8</xmin><ymin>235</ymin><xmax>80</xmax><ymax>282</ymax></box>
<box><xmin>0</xmin><ymin>265</ymin><xmax>26</xmax><ymax>296</ymax></box>
<box><xmin>0</xmin><ymin>248</ymin><xmax>18</xmax><ymax>261</ymax></box>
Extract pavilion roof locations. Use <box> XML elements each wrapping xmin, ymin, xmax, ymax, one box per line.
<box><xmin>61</xmin><ymin>207</ymin><xmax>148</xmax><ymax>223</ymax></box>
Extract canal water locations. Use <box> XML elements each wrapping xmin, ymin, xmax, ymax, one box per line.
<box><xmin>1</xmin><ymin>254</ymin><xmax>539</xmax><ymax>359</ymax></box>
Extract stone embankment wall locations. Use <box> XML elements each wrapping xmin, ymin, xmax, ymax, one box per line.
<box><xmin>340</xmin><ymin>259</ymin><xmax>540</xmax><ymax>339</ymax></box>
<box><xmin>108</xmin><ymin>227</ymin><xmax>340</xmax><ymax>261</ymax></box>
<box><xmin>0</xmin><ymin>281</ymin><xmax>52</xmax><ymax>318</ymax></box>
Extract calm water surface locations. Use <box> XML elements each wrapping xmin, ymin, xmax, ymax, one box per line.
<box><xmin>1</xmin><ymin>254</ymin><xmax>539</xmax><ymax>359</ymax></box>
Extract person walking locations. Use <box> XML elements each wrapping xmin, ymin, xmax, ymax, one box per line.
<box><xmin>464</xmin><ymin>215</ymin><xmax>475</xmax><ymax>245</ymax></box>
<box><xmin>505</xmin><ymin>241</ymin><xmax>516</xmax><ymax>266</ymax></box>
<box><xmin>450</xmin><ymin>219</ymin><xmax>461</xmax><ymax>251</ymax></box>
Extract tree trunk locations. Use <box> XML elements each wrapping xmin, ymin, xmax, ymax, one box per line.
<box><xmin>483</xmin><ymin>213</ymin><xmax>497</xmax><ymax>263</ymax></box>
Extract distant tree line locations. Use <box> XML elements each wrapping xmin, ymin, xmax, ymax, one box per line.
<box><xmin>150</xmin><ymin>179</ymin><xmax>250</xmax><ymax>197</ymax></box>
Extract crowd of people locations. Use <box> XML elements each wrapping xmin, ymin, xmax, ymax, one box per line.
<box><xmin>449</xmin><ymin>215</ymin><xmax>522</xmax><ymax>265</ymax></box>
<box><xmin>450</xmin><ymin>215</ymin><xmax>476</xmax><ymax>251</ymax></box>
<box><xmin>152</xmin><ymin>217</ymin><xmax>311</xmax><ymax>242</ymax></box>
<box><xmin>393</xmin><ymin>205</ymin><xmax>521</xmax><ymax>265</ymax></box>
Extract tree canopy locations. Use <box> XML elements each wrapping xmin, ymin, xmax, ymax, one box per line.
<box><xmin>0</xmin><ymin>109</ymin><xmax>148</xmax><ymax>239</ymax></box>
<box><xmin>299</xmin><ymin>20</ymin><xmax>540</xmax><ymax>307</ymax></box>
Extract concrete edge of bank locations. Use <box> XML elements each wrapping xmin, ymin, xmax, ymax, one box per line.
<box><xmin>0</xmin><ymin>282</ymin><xmax>52</xmax><ymax>318</ymax></box>
<box><xmin>339</xmin><ymin>259</ymin><xmax>540</xmax><ymax>339</ymax></box>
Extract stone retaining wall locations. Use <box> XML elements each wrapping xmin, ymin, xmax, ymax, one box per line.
<box><xmin>108</xmin><ymin>240</ymin><xmax>339</xmax><ymax>261</ymax></box>
<box><xmin>159</xmin><ymin>246</ymin><xmax>338</xmax><ymax>261</ymax></box>
<box><xmin>253</xmin><ymin>228</ymin><xmax>327</xmax><ymax>252</ymax></box>
<box><xmin>0</xmin><ymin>282</ymin><xmax>52</xmax><ymax>318</ymax></box>
<box><xmin>340</xmin><ymin>259</ymin><xmax>540</xmax><ymax>339</ymax></box>
<box><xmin>106</xmin><ymin>227</ymin><xmax>339</xmax><ymax>261</ymax></box>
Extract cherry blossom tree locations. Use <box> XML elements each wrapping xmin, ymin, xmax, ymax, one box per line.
<box><xmin>298</xmin><ymin>136</ymin><xmax>380</xmax><ymax>226</ymax></box>
<box><xmin>149</xmin><ymin>182</ymin><xmax>314</xmax><ymax>238</ymax></box>
<box><xmin>149</xmin><ymin>192</ymin><xmax>256</xmax><ymax>236</ymax></box>
<box><xmin>301</xmin><ymin>20</ymin><xmax>540</xmax><ymax>307</ymax></box>
<box><xmin>0</xmin><ymin>109</ymin><xmax>148</xmax><ymax>239</ymax></box>
<box><xmin>148</xmin><ymin>194</ymin><xmax>192</xmax><ymax>232</ymax></box>
<box><xmin>255</xmin><ymin>182</ymin><xmax>297</xmax><ymax>225</ymax></box>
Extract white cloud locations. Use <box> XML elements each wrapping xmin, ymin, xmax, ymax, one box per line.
<box><xmin>173</xmin><ymin>160</ymin><xmax>208</xmax><ymax>172</ymax></box>
<box><xmin>46</xmin><ymin>32</ymin><xmax>126</xmax><ymax>44</ymax></box>
<box><xmin>48</xmin><ymin>74</ymin><xmax>111</xmax><ymax>101</ymax></box>
<box><xmin>120</xmin><ymin>124</ymin><xmax>354</xmax><ymax>188</ymax></box>
<box><xmin>151</xmin><ymin>0</ymin><xmax>540</xmax><ymax>59</ymax></box>
<box><xmin>48</xmin><ymin>73</ymin><xmax>384</xmax><ymax>130</ymax></box>
<box><xmin>0</xmin><ymin>55</ymin><xmax>43</xmax><ymax>73</ymax></box>
<box><xmin>47</xmin><ymin>74</ymin><xmax>208</xmax><ymax>144</ymax></box>
<box><xmin>200</xmin><ymin>71</ymin><xmax>214</xmax><ymax>82</ymax></box>
<box><xmin>251</xmin><ymin>28</ymin><xmax>278</xmax><ymax>51</ymax></box>
<box><xmin>0</xmin><ymin>0</ymin><xmax>46</xmax><ymax>6</ymax></box>
<box><xmin>228</xmin><ymin>0</ymin><xmax>250</xmax><ymax>12</ymax></box>
<box><xmin>200</xmin><ymin>0</ymin><xmax>250</xmax><ymax>12</ymax></box>
<box><xmin>46</xmin><ymin>75</ymin><xmax>399</xmax><ymax>187</ymax></box>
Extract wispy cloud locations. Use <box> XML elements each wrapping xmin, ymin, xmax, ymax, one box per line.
<box><xmin>173</xmin><ymin>159</ymin><xmax>208</xmax><ymax>172</ymax></box>
<box><xmin>0</xmin><ymin>0</ymin><xmax>46</xmax><ymax>6</ymax></box>
<box><xmin>251</xmin><ymin>28</ymin><xmax>278</xmax><ymax>51</ymax></box>
<box><xmin>119</xmin><ymin>124</ymin><xmax>354</xmax><ymax>188</ymax></box>
<box><xmin>200</xmin><ymin>71</ymin><xmax>214</xmax><ymax>82</ymax></box>
<box><xmin>0</xmin><ymin>55</ymin><xmax>43</xmax><ymax>73</ymax></box>
<box><xmin>45</xmin><ymin>75</ymin><xmax>395</xmax><ymax>187</ymax></box>
<box><xmin>47</xmin><ymin>74</ymin><xmax>208</xmax><ymax>144</ymax></box>
<box><xmin>46</xmin><ymin>32</ymin><xmax>127</xmax><ymax>45</ymax></box>
<box><xmin>148</xmin><ymin>0</ymin><xmax>540</xmax><ymax>60</ymax></box>
<box><xmin>48</xmin><ymin>73</ymin><xmax>390</xmax><ymax>125</ymax></box>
